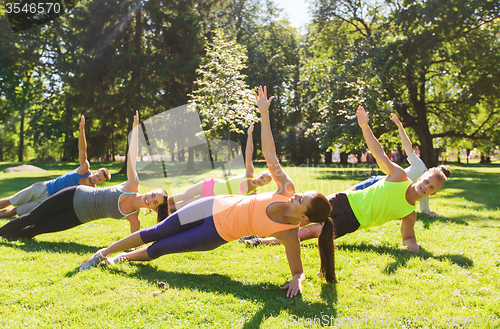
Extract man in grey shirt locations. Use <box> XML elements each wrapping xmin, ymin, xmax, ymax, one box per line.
<box><xmin>0</xmin><ymin>116</ymin><xmax>111</xmax><ymax>218</ymax></box>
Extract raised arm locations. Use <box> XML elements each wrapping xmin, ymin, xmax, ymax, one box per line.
<box><xmin>357</xmin><ymin>106</ymin><xmax>406</xmax><ymax>182</ymax></box>
<box><xmin>76</xmin><ymin>115</ymin><xmax>91</xmax><ymax>175</ymax></box>
<box><xmin>244</xmin><ymin>123</ymin><xmax>255</xmax><ymax>178</ymax></box>
<box><xmin>390</xmin><ymin>113</ymin><xmax>413</xmax><ymax>156</ymax></box>
<box><xmin>122</xmin><ymin>111</ymin><xmax>140</xmax><ymax>191</ymax></box>
<box><xmin>256</xmin><ymin>86</ymin><xmax>294</xmax><ymax>197</ymax></box>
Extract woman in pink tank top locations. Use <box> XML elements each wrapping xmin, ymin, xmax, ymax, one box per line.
<box><xmin>80</xmin><ymin>87</ymin><xmax>337</xmax><ymax>298</ymax></box>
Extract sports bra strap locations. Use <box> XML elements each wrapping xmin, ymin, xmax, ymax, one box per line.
<box><xmin>117</xmin><ymin>189</ymin><xmax>140</xmax><ymax>219</ymax></box>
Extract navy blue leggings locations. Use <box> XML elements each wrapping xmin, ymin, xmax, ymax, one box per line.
<box><xmin>140</xmin><ymin>197</ymin><xmax>227</xmax><ymax>259</ymax></box>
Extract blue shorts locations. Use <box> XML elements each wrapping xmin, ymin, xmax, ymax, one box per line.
<box><xmin>352</xmin><ymin>175</ymin><xmax>383</xmax><ymax>191</ymax></box>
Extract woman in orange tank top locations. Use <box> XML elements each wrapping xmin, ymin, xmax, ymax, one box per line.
<box><xmin>79</xmin><ymin>86</ymin><xmax>337</xmax><ymax>298</ymax></box>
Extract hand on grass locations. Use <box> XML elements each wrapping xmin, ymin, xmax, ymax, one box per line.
<box><xmin>280</xmin><ymin>273</ymin><xmax>305</xmax><ymax>298</ymax></box>
<box><xmin>423</xmin><ymin>210</ymin><xmax>439</xmax><ymax>217</ymax></box>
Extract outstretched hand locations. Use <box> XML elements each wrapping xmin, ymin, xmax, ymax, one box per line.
<box><xmin>254</xmin><ymin>85</ymin><xmax>274</xmax><ymax>113</ymax></box>
<box><xmin>80</xmin><ymin>115</ymin><xmax>85</xmax><ymax>130</ymax></box>
<box><xmin>133</xmin><ymin>110</ymin><xmax>139</xmax><ymax>128</ymax></box>
<box><xmin>356</xmin><ymin>106</ymin><xmax>369</xmax><ymax>128</ymax></box>
<box><xmin>390</xmin><ymin>113</ymin><xmax>402</xmax><ymax>127</ymax></box>
<box><xmin>247</xmin><ymin>122</ymin><xmax>254</xmax><ymax>135</ymax></box>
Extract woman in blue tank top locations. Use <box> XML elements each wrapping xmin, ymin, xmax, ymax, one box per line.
<box><xmin>0</xmin><ymin>111</ymin><xmax>169</xmax><ymax>239</ymax></box>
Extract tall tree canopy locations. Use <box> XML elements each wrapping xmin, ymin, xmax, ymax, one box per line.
<box><xmin>307</xmin><ymin>0</ymin><xmax>500</xmax><ymax>167</ymax></box>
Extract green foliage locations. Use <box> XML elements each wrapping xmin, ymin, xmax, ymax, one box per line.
<box><xmin>1</xmin><ymin>0</ymin><xmax>499</xmax><ymax>167</ymax></box>
<box><xmin>190</xmin><ymin>29</ymin><xmax>257</xmax><ymax>136</ymax></box>
<box><xmin>305</xmin><ymin>0</ymin><xmax>500</xmax><ymax>167</ymax></box>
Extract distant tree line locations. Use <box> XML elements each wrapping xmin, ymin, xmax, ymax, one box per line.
<box><xmin>0</xmin><ymin>0</ymin><xmax>499</xmax><ymax>168</ymax></box>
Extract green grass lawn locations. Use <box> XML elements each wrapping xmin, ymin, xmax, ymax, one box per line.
<box><xmin>0</xmin><ymin>161</ymin><xmax>499</xmax><ymax>328</ymax></box>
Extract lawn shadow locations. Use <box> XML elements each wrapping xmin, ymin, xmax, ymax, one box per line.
<box><xmin>436</xmin><ymin>166</ymin><xmax>500</xmax><ymax>211</ymax></box>
<box><xmin>102</xmin><ymin>264</ymin><xmax>338</xmax><ymax>328</ymax></box>
<box><xmin>0</xmin><ymin>239</ymin><xmax>103</xmax><ymax>255</ymax></box>
<box><xmin>338</xmin><ymin>242</ymin><xmax>473</xmax><ymax>274</ymax></box>
<box><xmin>420</xmin><ymin>216</ymin><xmax>469</xmax><ymax>229</ymax></box>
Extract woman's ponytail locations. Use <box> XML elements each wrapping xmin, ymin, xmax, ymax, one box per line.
<box><xmin>156</xmin><ymin>189</ymin><xmax>170</xmax><ymax>223</ymax></box>
<box><xmin>305</xmin><ymin>192</ymin><xmax>337</xmax><ymax>283</ymax></box>
<box><xmin>318</xmin><ymin>217</ymin><xmax>337</xmax><ymax>283</ymax></box>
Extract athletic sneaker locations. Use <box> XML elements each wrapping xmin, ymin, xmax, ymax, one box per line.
<box><xmin>237</xmin><ymin>235</ymin><xmax>257</xmax><ymax>243</ymax></box>
<box><xmin>244</xmin><ymin>237</ymin><xmax>262</xmax><ymax>247</ymax></box>
<box><xmin>105</xmin><ymin>252</ymin><xmax>129</xmax><ymax>266</ymax></box>
<box><xmin>79</xmin><ymin>250</ymin><xmax>106</xmax><ymax>271</ymax></box>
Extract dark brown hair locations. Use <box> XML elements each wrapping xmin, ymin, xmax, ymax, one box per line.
<box><xmin>304</xmin><ymin>192</ymin><xmax>337</xmax><ymax>283</ymax></box>
<box><xmin>156</xmin><ymin>189</ymin><xmax>170</xmax><ymax>223</ymax></box>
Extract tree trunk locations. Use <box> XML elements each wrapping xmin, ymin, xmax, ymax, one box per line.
<box><xmin>340</xmin><ymin>152</ymin><xmax>349</xmax><ymax>165</ymax></box>
<box><xmin>111</xmin><ymin>130</ymin><xmax>115</xmax><ymax>162</ymax></box>
<box><xmin>412</xmin><ymin>124</ymin><xmax>437</xmax><ymax>168</ymax></box>
<box><xmin>18</xmin><ymin>105</ymin><xmax>25</xmax><ymax>162</ymax></box>
<box><xmin>480</xmin><ymin>154</ymin><xmax>490</xmax><ymax>164</ymax></box>
<box><xmin>186</xmin><ymin>146</ymin><xmax>195</xmax><ymax>171</ymax></box>
<box><xmin>227</xmin><ymin>124</ymin><xmax>231</xmax><ymax>174</ymax></box>
<box><xmin>325</xmin><ymin>150</ymin><xmax>332</xmax><ymax>164</ymax></box>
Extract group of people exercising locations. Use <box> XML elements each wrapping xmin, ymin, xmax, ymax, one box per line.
<box><xmin>0</xmin><ymin>86</ymin><xmax>450</xmax><ymax>297</ymax></box>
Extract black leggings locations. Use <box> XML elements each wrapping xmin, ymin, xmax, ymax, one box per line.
<box><xmin>0</xmin><ymin>186</ymin><xmax>81</xmax><ymax>239</ymax></box>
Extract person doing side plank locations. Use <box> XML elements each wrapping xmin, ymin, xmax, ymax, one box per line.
<box><xmin>242</xmin><ymin>107</ymin><xmax>450</xmax><ymax>252</ymax></box>
<box><xmin>349</xmin><ymin>113</ymin><xmax>438</xmax><ymax>217</ymax></box>
<box><xmin>79</xmin><ymin>86</ymin><xmax>336</xmax><ymax>298</ymax></box>
<box><xmin>0</xmin><ymin>115</ymin><xmax>111</xmax><ymax>219</ymax></box>
<box><xmin>167</xmin><ymin>123</ymin><xmax>272</xmax><ymax>213</ymax></box>
<box><xmin>0</xmin><ymin>111</ymin><xmax>168</xmax><ymax>239</ymax></box>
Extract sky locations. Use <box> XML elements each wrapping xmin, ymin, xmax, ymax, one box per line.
<box><xmin>273</xmin><ymin>0</ymin><xmax>312</xmax><ymax>30</ymax></box>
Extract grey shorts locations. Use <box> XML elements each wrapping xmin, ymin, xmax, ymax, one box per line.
<box><xmin>9</xmin><ymin>181</ymin><xmax>49</xmax><ymax>216</ymax></box>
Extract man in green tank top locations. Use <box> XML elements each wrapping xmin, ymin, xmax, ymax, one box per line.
<box><xmin>349</xmin><ymin>106</ymin><xmax>450</xmax><ymax>251</ymax></box>
<box><xmin>241</xmin><ymin>106</ymin><xmax>450</xmax><ymax>253</ymax></box>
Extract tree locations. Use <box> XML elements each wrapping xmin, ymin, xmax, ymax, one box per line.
<box><xmin>0</xmin><ymin>19</ymin><xmax>47</xmax><ymax>162</ymax></box>
<box><xmin>189</xmin><ymin>29</ymin><xmax>258</xmax><ymax>168</ymax></box>
<box><xmin>308</xmin><ymin>0</ymin><xmax>500</xmax><ymax>167</ymax></box>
